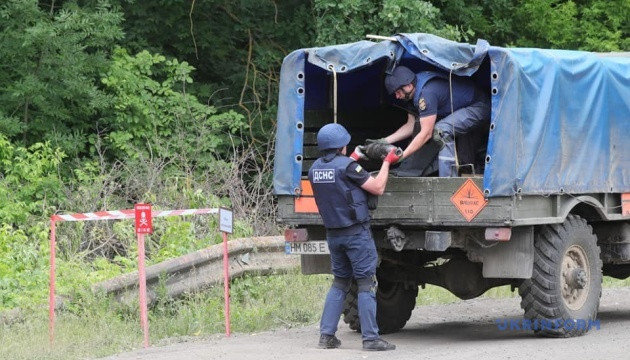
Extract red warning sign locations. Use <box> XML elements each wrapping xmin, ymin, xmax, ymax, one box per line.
<box><xmin>134</xmin><ymin>203</ymin><xmax>153</xmax><ymax>234</ymax></box>
<box><xmin>450</xmin><ymin>179</ymin><xmax>487</xmax><ymax>222</ymax></box>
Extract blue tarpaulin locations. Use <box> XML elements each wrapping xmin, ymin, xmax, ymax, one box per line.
<box><xmin>273</xmin><ymin>33</ymin><xmax>630</xmax><ymax>197</ymax></box>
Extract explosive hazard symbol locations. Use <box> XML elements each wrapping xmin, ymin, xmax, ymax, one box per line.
<box><xmin>450</xmin><ymin>179</ymin><xmax>488</xmax><ymax>222</ymax></box>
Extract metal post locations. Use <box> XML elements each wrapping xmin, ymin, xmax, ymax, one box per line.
<box><xmin>137</xmin><ymin>233</ymin><xmax>150</xmax><ymax>347</ymax></box>
<box><xmin>223</xmin><ymin>232</ymin><xmax>231</xmax><ymax>336</ymax></box>
<box><xmin>49</xmin><ymin>218</ymin><xmax>57</xmax><ymax>346</ymax></box>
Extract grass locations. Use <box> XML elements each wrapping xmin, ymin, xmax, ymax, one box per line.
<box><xmin>417</xmin><ymin>284</ymin><xmax>516</xmax><ymax>306</ymax></box>
<box><xmin>2</xmin><ymin>272</ymin><xmax>630</xmax><ymax>359</ymax></box>
<box><xmin>0</xmin><ymin>270</ymin><xmax>331</xmax><ymax>360</ymax></box>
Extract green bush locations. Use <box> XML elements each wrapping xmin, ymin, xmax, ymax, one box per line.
<box><xmin>0</xmin><ymin>224</ymin><xmax>50</xmax><ymax>310</ymax></box>
<box><xmin>0</xmin><ymin>135</ymin><xmax>65</xmax><ymax>225</ymax></box>
<box><xmin>100</xmin><ymin>47</ymin><xmax>247</xmax><ymax>165</ymax></box>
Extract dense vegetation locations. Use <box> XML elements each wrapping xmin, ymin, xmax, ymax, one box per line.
<box><xmin>1</xmin><ymin>0</ymin><xmax>628</xmax><ymax>324</ymax></box>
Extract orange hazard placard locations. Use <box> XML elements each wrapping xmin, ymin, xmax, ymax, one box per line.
<box><xmin>622</xmin><ymin>193</ymin><xmax>630</xmax><ymax>217</ymax></box>
<box><xmin>294</xmin><ymin>180</ymin><xmax>319</xmax><ymax>213</ymax></box>
<box><xmin>450</xmin><ymin>179</ymin><xmax>487</xmax><ymax>222</ymax></box>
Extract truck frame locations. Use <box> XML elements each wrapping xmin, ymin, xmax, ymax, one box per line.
<box><xmin>273</xmin><ymin>33</ymin><xmax>630</xmax><ymax>337</ymax></box>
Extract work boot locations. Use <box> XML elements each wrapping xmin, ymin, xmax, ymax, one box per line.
<box><xmin>318</xmin><ymin>334</ymin><xmax>341</xmax><ymax>349</ymax></box>
<box><xmin>363</xmin><ymin>338</ymin><xmax>396</xmax><ymax>351</ymax></box>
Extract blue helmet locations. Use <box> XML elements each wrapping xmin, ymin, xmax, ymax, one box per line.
<box><xmin>385</xmin><ymin>66</ymin><xmax>415</xmax><ymax>95</ymax></box>
<box><xmin>317</xmin><ymin>123</ymin><xmax>351</xmax><ymax>151</ymax></box>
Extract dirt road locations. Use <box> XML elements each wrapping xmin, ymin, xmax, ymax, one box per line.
<box><xmin>104</xmin><ymin>287</ymin><xmax>630</xmax><ymax>360</ymax></box>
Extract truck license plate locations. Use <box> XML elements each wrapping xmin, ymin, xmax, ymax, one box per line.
<box><xmin>285</xmin><ymin>241</ymin><xmax>329</xmax><ymax>254</ymax></box>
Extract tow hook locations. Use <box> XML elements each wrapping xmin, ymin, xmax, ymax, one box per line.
<box><xmin>386</xmin><ymin>226</ymin><xmax>407</xmax><ymax>252</ymax></box>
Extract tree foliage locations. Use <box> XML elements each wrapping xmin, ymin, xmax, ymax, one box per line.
<box><xmin>313</xmin><ymin>0</ymin><xmax>462</xmax><ymax>45</ymax></box>
<box><xmin>100</xmin><ymin>47</ymin><xmax>245</xmax><ymax>163</ymax></box>
<box><xmin>118</xmin><ymin>0</ymin><xmax>313</xmax><ymax>140</ymax></box>
<box><xmin>516</xmin><ymin>0</ymin><xmax>630</xmax><ymax>51</ymax></box>
<box><xmin>1</xmin><ymin>0</ymin><xmax>627</xmax><ymax>163</ymax></box>
<box><xmin>0</xmin><ymin>0</ymin><xmax>123</xmax><ymax>157</ymax></box>
<box><xmin>431</xmin><ymin>0</ymin><xmax>630</xmax><ymax>50</ymax></box>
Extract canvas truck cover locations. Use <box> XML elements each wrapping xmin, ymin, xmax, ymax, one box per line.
<box><xmin>273</xmin><ymin>33</ymin><xmax>630</xmax><ymax>197</ymax></box>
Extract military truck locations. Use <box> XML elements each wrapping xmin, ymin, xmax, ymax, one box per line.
<box><xmin>273</xmin><ymin>33</ymin><xmax>630</xmax><ymax>337</ymax></box>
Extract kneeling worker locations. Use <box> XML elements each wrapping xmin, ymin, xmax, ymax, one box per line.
<box><xmin>375</xmin><ymin>66</ymin><xmax>490</xmax><ymax>176</ymax></box>
<box><xmin>308</xmin><ymin>123</ymin><xmax>399</xmax><ymax>351</ymax></box>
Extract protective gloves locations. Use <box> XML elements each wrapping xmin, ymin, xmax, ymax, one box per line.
<box><xmin>365</xmin><ymin>138</ymin><xmax>388</xmax><ymax>145</ymax></box>
<box><xmin>349</xmin><ymin>145</ymin><xmax>368</xmax><ymax>161</ymax></box>
<box><xmin>384</xmin><ymin>147</ymin><xmax>403</xmax><ymax>164</ymax></box>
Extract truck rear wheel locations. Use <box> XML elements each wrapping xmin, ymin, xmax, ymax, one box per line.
<box><xmin>342</xmin><ymin>279</ymin><xmax>418</xmax><ymax>334</ymax></box>
<box><xmin>518</xmin><ymin>215</ymin><xmax>602</xmax><ymax>337</ymax></box>
<box><xmin>342</xmin><ymin>281</ymin><xmax>360</xmax><ymax>331</ymax></box>
<box><xmin>376</xmin><ymin>279</ymin><xmax>418</xmax><ymax>333</ymax></box>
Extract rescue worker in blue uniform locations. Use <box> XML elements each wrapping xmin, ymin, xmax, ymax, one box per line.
<box><xmin>375</xmin><ymin>66</ymin><xmax>490</xmax><ymax>177</ymax></box>
<box><xmin>308</xmin><ymin>123</ymin><xmax>400</xmax><ymax>351</ymax></box>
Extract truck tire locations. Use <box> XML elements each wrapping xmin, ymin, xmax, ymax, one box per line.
<box><xmin>518</xmin><ymin>215</ymin><xmax>602</xmax><ymax>337</ymax></box>
<box><xmin>376</xmin><ymin>279</ymin><xmax>418</xmax><ymax>333</ymax></box>
<box><xmin>342</xmin><ymin>281</ymin><xmax>361</xmax><ymax>331</ymax></box>
<box><xmin>342</xmin><ymin>279</ymin><xmax>418</xmax><ymax>334</ymax></box>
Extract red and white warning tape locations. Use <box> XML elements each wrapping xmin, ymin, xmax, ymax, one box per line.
<box><xmin>51</xmin><ymin>208</ymin><xmax>219</xmax><ymax>222</ymax></box>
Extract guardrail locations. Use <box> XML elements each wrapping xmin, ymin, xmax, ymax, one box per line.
<box><xmin>92</xmin><ymin>236</ymin><xmax>299</xmax><ymax>304</ymax></box>
<box><xmin>2</xmin><ymin>236</ymin><xmax>298</xmax><ymax>327</ymax></box>
<box><xmin>50</xmin><ymin>207</ymin><xmax>230</xmax><ymax>346</ymax></box>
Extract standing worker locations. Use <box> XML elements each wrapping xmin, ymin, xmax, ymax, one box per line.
<box><xmin>308</xmin><ymin>123</ymin><xmax>400</xmax><ymax>351</ymax></box>
<box><xmin>372</xmin><ymin>66</ymin><xmax>490</xmax><ymax>177</ymax></box>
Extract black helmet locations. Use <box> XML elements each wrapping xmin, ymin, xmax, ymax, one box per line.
<box><xmin>385</xmin><ymin>66</ymin><xmax>415</xmax><ymax>95</ymax></box>
<box><xmin>317</xmin><ymin>123</ymin><xmax>351</xmax><ymax>151</ymax></box>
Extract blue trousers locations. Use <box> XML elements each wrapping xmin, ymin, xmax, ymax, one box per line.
<box><xmin>319</xmin><ymin>225</ymin><xmax>379</xmax><ymax>340</ymax></box>
<box><xmin>434</xmin><ymin>98</ymin><xmax>490</xmax><ymax>177</ymax></box>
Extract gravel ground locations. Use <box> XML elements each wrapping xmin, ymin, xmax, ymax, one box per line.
<box><xmin>104</xmin><ymin>287</ymin><xmax>630</xmax><ymax>360</ymax></box>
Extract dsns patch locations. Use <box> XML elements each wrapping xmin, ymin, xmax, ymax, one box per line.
<box><xmin>312</xmin><ymin>169</ymin><xmax>335</xmax><ymax>183</ymax></box>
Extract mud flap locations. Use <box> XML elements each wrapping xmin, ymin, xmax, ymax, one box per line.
<box><xmin>480</xmin><ymin>226</ymin><xmax>534</xmax><ymax>278</ymax></box>
<box><xmin>300</xmin><ymin>254</ymin><xmax>331</xmax><ymax>275</ymax></box>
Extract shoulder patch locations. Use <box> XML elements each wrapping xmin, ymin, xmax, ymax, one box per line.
<box><xmin>418</xmin><ymin>97</ymin><xmax>426</xmax><ymax>111</ymax></box>
<box><xmin>355</xmin><ymin>165</ymin><xmax>363</xmax><ymax>173</ymax></box>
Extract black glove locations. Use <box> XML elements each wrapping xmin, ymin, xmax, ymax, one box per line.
<box><xmin>365</xmin><ymin>138</ymin><xmax>388</xmax><ymax>145</ymax></box>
